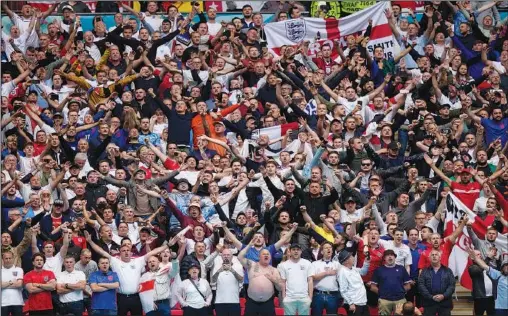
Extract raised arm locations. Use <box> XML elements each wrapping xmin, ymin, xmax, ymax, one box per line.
<box><xmin>273</xmin><ymin>222</ymin><xmax>298</xmax><ymax>250</ymax></box>
<box><xmin>84</xmin><ymin>231</ymin><xmax>111</xmax><ymax>259</ymax></box>
<box><xmin>423</xmin><ymin>154</ymin><xmax>452</xmax><ymax>186</ymax></box>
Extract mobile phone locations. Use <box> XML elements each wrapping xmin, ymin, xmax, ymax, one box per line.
<box><xmin>31</xmin><ymin>80</ymin><xmax>41</xmax><ymax>84</ymax></box>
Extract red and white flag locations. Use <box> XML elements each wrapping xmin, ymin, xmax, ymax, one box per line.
<box><xmin>204</xmin><ymin>1</ymin><xmax>227</xmax><ymax>12</ymax></box>
<box><xmin>235</xmin><ymin>122</ymin><xmax>299</xmax><ymax>157</ymax></box>
<box><xmin>444</xmin><ymin>193</ymin><xmax>508</xmax><ymax>290</ymax></box>
<box><xmin>265</xmin><ymin>2</ymin><xmax>398</xmax><ymax>60</ymax></box>
<box><xmin>139</xmin><ymin>272</ymin><xmax>156</xmax><ymax>313</ymax></box>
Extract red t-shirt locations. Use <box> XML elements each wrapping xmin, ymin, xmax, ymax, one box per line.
<box><xmin>72</xmin><ymin>236</ymin><xmax>87</xmax><ymax>249</ymax></box>
<box><xmin>23</xmin><ymin>269</ymin><xmax>55</xmax><ymax>311</ymax></box>
<box><xmin>418</xmin><ymin>239</ymin><xmax>453</xmax><ymax>269</ymax></box>
<box><xmin>51</xmin><ymin>215</ymin><xmax>62</xmax><ymax>231</ymax></box>
<box><xmin>450</xmin><ymin>181</ymin><xmax>481</xmax><ymax>210</ymax></box>
<box><xmin>357</xmin><ymin>240</ymin><xmax>385</xmax><ymax>282</ymax></box>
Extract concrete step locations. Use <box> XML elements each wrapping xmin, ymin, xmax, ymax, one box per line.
<box><xmin>451</xmin><ymin>282</ymin><xmax>474</xmax><ymax>316</ymax></box>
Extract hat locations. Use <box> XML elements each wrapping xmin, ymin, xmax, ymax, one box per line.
<box><xmin>458</xmin><ymin>167</ymin><xmax>473</xmax><ymax>174</ymax></box>
<box><xmin>134</xmin><ymin>169</ymin><xmax>146</xmax><ymax>175</ymax></box>
<box><xmin>388</xmin><ymin>142</ymin><xmax>399</xmax><ymax>151</ymax></box>
<box><xmin>62</xmin><ymin>5</ymin><xmax>74</xmax><ymax>12</ymax></box>
<box><xmin>213</xmin><ymin>121</ymin><xmax>225</xmax><ymax>127</ymax></box>
<box><xmin>236</xmin><ymin>211</ymin><xmax>246</xmax><ymax>218</ymax></box>
<box><xmin>345</xmin><ymin>196</ymin><xmax>356</xmax><ymax>203</ymax></box>
<box><xmin>383</xmin><ymin>249</ymin><xmax>397</xmax><ymax>259</ymax></box>
<box><xmin>188</xmin><ymin>202</ymin><xmax>202</xmax><ymax>211</ymax></box>
<box><xmin>289</xmin><ymin>243</ymin><xmax>302</xmax><ymax>250</ymax></box>
<box><xmin>440</xmin><ymin>103</ymin><xmax>451</xmax><ymax>109</ymax></box>
<box><xmin>53</xmin><ymin>112</ymin><xmax>64</xmax><ymax>118</ymax></box>
<box><xmin>188</xmin><ymin>263</ymin><xmax>201</xmax><ymax>270</ymax></box>
<box><xmin>338</xmin><ymin>251</ymin><xmax>353</xmax><ymax>264</ymax></box>
<box><xmin>69</xmin><ymin>164</ymin><xmax>80</xmax><ymax>170</ymax></box>
<box><xmin>53</xmin><ymin>199</ymin><xmax>64</xmax><ymax>206</ymax></box>
<box><xmin>423</xmin><ymin>133</ymin><xmax>434</xmax><ymax>139</ymax></box>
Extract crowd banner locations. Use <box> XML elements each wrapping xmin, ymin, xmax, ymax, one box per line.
<box><xmin>444</xmin><ymin>193</ymin><xmax>508</xmax><ymax>290</ymax></box>
<box><xmin>265</xmin><ymin>1</ymin><xmax>399</xmax><ymax>60</ymax></box>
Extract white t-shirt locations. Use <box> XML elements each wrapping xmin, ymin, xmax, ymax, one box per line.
<box><xmin>1</xmin><ymin>266</ymin><xmax>24</xmax><ymax>306</ymax></box>
<box><xmin>43</xmin><ymin>253</ymin><xmax>64</xmax><ymax>275</ymax></box>
<box><xmin>278</xmin><ymin>258</ymin><xmax>314</xmax><ymax>299</ymax></box>
<box><xmin>492</xmin><ymin>61</ymin><xmax>506</xmax><ymax>75</ymax></box>
<box><xmin>311</xmin><ymin>260</ymin><xmax>341</xmax><ymax>291</ymax></box>
<box><xmin>214</xmin><ymin>259</ymin><xmax>244</xmax><ymax>304</ymax></box>
<box><xmin>340</xmin><ymin>208</ymin><xmax>364</xmax><ymax>224</ymax></box>
<box><xmin>207</xmin><ymin>22</ymin><xmax>222</xmax><ymax>36</ymax></box>
<box><xmin>385</xmin><ymin>242</ymin><xmax>412</xmax><ymax>268</ymax></box>
<box><xmin>337</xmin><ymin>95</ymin><xmax>369</xmax><ymax>116</ymax></box>
<box><xmin>56</xmin><ymin>270</ymin><xmax>86</xmax><ymax>303</ymax></box>
<box><xmin>110</xmin><ymin>256</ymin><xmax>146</xmax><ymax>294</ymax></box>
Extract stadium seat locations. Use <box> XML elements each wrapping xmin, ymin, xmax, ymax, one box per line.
<box><xmin>274</xmin><ymin>296</ymin><xmax>280</xmax><ymax>307</ymax></box>
<box><xmin>275</xmin><ymin>307</ymin><xmax>284</xmax><ymax>315</ymax></box>
<box><xmin>240</xmin><ymin>297</ymin><xmax>246</xmax><ymax>308</ymax></box>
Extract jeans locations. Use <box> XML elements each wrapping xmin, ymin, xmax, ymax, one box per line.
<box><xmin>60</xmin><ymin>300</ymin><xmax>84</xmax><ymax>316</ymax></box>
<box><xmin>1</xmin><ymin>305</ymin><xmax>23</xmax><ymax>316</ymax></box>
<box><xmin>283</xmin><ymin>297</ymin><xmax>311</xmax><ymax>316</ymax></box>
<box><xmin>495</xmin><ymin>309</ymin><xmax>508</xmax><ymax>316</ymax></box>
<box><xmin>147</xmin><ymin>299</ymin><xmax>171</xmax><ymax>316</ymax></box>
<box><xmin>311</xmin><ymin>291</ymin><xmax>340</xmax><ymax>316</ymax></box>
<box><xmin>90</xmin><ymin>310</ymin><xmax>118</xmax><ymax>316</ymax></box>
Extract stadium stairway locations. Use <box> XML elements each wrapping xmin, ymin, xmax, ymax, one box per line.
<box><xmin>452</xmin><ymin>282</ymin><xmax>475</xmax><ymax>316</ymax></box>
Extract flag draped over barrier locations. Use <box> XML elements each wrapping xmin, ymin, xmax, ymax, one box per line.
<box><xmin>265</xmin><ymin>2</ymin><xmax>399</xmax><ymax>60</ymax></box>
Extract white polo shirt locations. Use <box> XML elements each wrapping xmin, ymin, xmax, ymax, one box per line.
<box><xmin>110</xmin><ymin>256</ymin><xmax>146</xmax><ymax>294</ymax></box>
<box><xmin>56</xmin><ymin>269</ymin><xmax>86</xmax><ymax>303</ymax></box>
<box><xmin>278</xmin><ymin>258</ymin><xmax>314</xmax><ymax>299</ymax></box>
<box><xmin>1</xmin><ymin>266</ymin><xmax>24</xmax><ymax>306</ymax></box>
<box><xmin>311</xmin><ymin>260</ymin><xmax>341</xmax><ymax>292</ymax></box>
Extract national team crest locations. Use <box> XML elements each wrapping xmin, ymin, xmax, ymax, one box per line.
<box><xmin>13</xmin><ymin>271</ymin><xmax>18</xmax><ymax>277</ymax></box>
<box><xmin>285</xmin><ymin>19</ymin><xmax>306</xmax><ymax>43</ymax></box>
<box><xmin>108</xmin><ymin>276</ymin><xmax>113</xmax><ymax>281</ymax></box>
<box><xmin>43</xmin><ymin>276</ymin><xmax>49</xmax><ymax>282</ymax></box>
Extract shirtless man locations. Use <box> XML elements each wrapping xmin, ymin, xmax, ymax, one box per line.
<box><xmin>238</xmin><ymin>236</ymin><xmax>283</xmax><ymax>316</ymax></box>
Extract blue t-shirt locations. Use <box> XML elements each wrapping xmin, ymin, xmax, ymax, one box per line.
<box><xmin>89</xmin><ymin>270</ymin><xmax>120</xmax><ymax>310</ymax></box>
<box><xmin>371</xmin><ymin>265</ymin><xmax>411</xmax><ymax>301</ymax></box>
<box><xmin>481</xmin><ymin>117</ymin><xmax>508</xmax><ymax>148</ymax></box>
<box><xmin>404</xmin><ymin>241</ymin><xmax>427</xmax><ymax>280</ymax></box>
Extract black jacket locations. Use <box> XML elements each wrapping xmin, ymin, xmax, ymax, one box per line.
<box><xmin>418</xmin><ymin>265</ymin><xmax>455</xmax><ymax>308</ymax></box>
<box><xmin>469</xmin><ymin>263</ymin><xmax>497</xmax><ymax>300</ymax></box>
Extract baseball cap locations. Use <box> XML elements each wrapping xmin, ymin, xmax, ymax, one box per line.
<box><xmin>133</xmin><ymin>169</ymin><xmax>146</xmax><ymax>175</ymax></box>
<box><xmin>345</xmin><ymin>196</ymin><xmax>356</xmax><ymax>203</ymax></box>
<box><xmin>388</xmin><ymin>142</ymin><xmax>399</xmax><ymax>151</ymax></box>
<box><xmin>53</xmin><ymin>112</ymin><xmax>64</xmax><ymax>118</ymax></box>
<box><xmin>213</xmin><ymin>121</ymin><xmax>225</xmax><ymax>127</ymax></box>
<box><xmin>53</xmin><ymin>199</ymin><xmax>64</xmax><ymax>206</ymax></box>
<box><xmin>62</xmin><ymin>5</ymin><xmax>74</xmax><ymax>12</ymax></box>
<box><xmin>458</xmin><ymin>167</ymin><xmax>473</xmax><ymax>174</ymax></box>
<box><xmin>188</xmin><ymin>202</ymin><xmax>201</xmax><ymax>210</ymax></box>
<box><xmin>289</xmin><ymin>243</ymin><xmax>302</xmax><ymax>250</ymax></box>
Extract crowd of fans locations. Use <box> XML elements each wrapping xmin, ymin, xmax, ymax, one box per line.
<box><xmin>1</xmin><ymin>1</ymin><xmax>508</xmax><ymax>316</ymax></box>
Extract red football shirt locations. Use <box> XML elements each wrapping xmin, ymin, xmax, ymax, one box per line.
<box><xmin>450</xmin><ymin>181</ymin><xmax>481</xmax><ymax>210</ymax></box>
<box><xmin>23</xmin><ymin>269</ymin><xmax>55</xmax><ymax>311</ymax></box>
<box><xmin>357</xmin><ymin>240</ymin><xmax>385</xmax><ymax>282</ymax></box>
<box><xmin>418</xmin><ymin>239</ymin><xmax>453</xmax><ymax>269</ymax></box>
